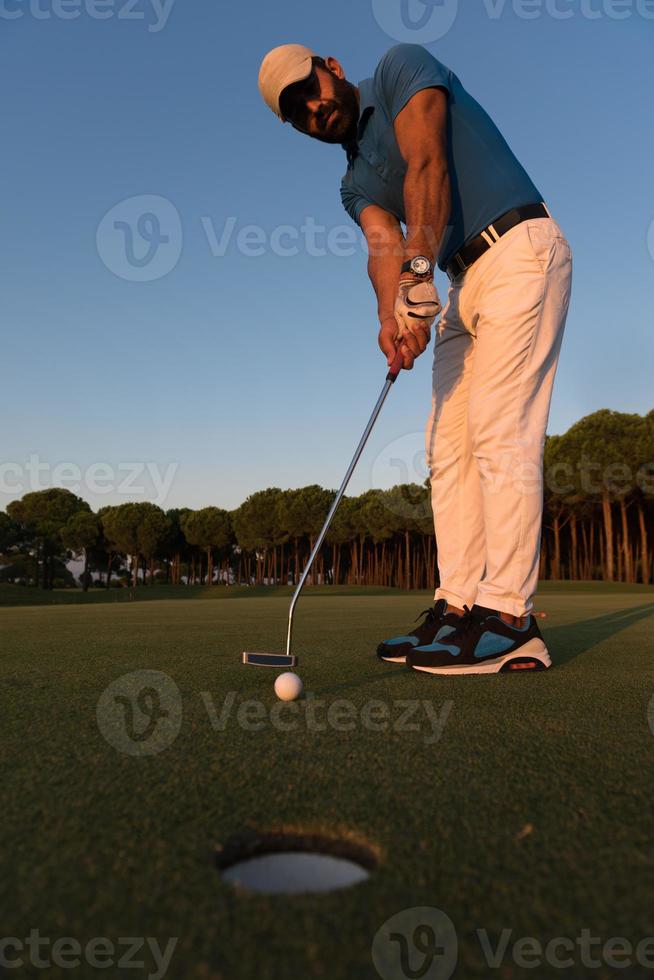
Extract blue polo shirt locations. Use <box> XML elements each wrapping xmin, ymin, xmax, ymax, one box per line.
<box><xmin>340</xmin><ymin>44</ymin><xmax>543</xmax><ymax>270</ymax></box>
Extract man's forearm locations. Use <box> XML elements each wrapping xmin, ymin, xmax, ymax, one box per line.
<box><xmin>403</xmin><ymin>160</ymin><xmax>451</xmax><ymax>266</ymax></box>
<box><xmin>366</xmin><ymin>225</ymin><xmax>405</xmax><ymax>323</ymax></box>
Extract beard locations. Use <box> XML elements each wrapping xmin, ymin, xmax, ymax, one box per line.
<box><xmin>311</xmin><ymin>77</ymin><xmax>359</xmax><ymax>145</ymax></box>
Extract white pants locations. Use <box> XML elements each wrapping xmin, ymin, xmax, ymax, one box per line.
<box><xmin>426</xmin><ymin>216</ymin><xmax>573</xmax><ymax>617</ymax></box>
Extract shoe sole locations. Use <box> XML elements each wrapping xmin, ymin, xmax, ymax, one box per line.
<box><xmin>410</xmin><ymin>638</ymin><xmax>551</xmax><ymax>675</ymax></box>
<box><xmin>377</xmin><ymin>650</ymin><xmax>408</xmax><ymax>663</ymax></box>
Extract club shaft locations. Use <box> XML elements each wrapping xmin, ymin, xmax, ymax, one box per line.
<box><xmin>285</xmin><ymin>375</ymin><xmax>395</xmax><ymax>658</ymax></box>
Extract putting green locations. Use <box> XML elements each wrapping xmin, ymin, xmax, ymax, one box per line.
<box><xmin>2</xmin><ymin>586</ymin><xmax>654</xmax><ymax>979</ymax></box>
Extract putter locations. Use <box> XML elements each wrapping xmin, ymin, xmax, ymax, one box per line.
<box><xmin>242</xmin><ymin>347</ymin><xmax>404</xmax><ymax>667</ymax></box>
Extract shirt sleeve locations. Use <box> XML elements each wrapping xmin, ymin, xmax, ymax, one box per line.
<box><xmin>375</xmin><ymin>44</ymin><xmax>452</xmax><ymax>121</ymax></box>
<box><xmin>340</xmin><ymin>174</ymin><xmax>372</xmax><ymax>227</ymax></box>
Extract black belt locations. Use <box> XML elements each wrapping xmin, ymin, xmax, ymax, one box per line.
<box><xmin>445</xmin><ymin>202</ymin><xmax>550</xmax><ymax>282</ymax></box>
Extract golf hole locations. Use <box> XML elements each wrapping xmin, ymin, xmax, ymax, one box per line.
<box><xmin>216</xmin><ymin>832</ymin><xmax>377</xmax><ymax>895</ymax></box>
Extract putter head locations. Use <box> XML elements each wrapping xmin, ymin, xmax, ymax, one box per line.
<box><xmin>242</xmin><ymin>652</ymin><xmax>298</xmax><ymax>668</ymax></box>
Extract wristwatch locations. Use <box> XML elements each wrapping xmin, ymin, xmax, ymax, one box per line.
<box><xmin>401</xmin><ymin>255</ymin><xmax>433</xmax><ymax>277</ymax></box>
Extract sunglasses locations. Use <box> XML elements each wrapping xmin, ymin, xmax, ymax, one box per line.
<box><xmin>281</xmin><ymin>69</ymin><xmax>322</xmax><ymax>130</ymax></box>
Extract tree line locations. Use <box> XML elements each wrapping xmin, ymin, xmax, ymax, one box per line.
<box><xmin>1</xmin><ymin>409</ymin><xmax>652</xmax><ymax>590</ymax></box>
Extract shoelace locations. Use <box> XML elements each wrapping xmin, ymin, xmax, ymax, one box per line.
<box><xmin>414</xmin><ymin>602</ymin><xmax>535</xmax><ymax>633</ymax></box>
<box><xmin>414</xmin><ymin>605</ymin><xmax>439</xmax><ymax>625</ymax></box>
<box><xmin>457</xmin><ymin>604</ymin><xmax>485</xmax><ymax>633</ymax></box>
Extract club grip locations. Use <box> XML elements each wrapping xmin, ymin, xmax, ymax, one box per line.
<box><xmin>386</xmin><ymin>346</ymin><xmax>404</xmax><ymax>383</ymax></box>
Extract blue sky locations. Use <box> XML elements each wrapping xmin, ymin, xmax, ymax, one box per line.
<box><xmin>1</xmin><ymin>0</ymin><xmax>652</xmax><ymax>512</ymax></box>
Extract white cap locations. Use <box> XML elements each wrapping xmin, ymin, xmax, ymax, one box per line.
<box><xmin>258</xmin><ymin>44</ymin><xmax>315</xmax><ymax>121</ymax></box>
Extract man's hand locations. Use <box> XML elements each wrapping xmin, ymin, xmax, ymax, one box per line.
<box><xmin>378</xmin><ymin>306</ymin><xmax>432</xmax><ymax>371</ymax></box>
<box><xmin>378</xmin><ymin>315</ymin><xmax>405</xmax><ymax>367</ymax></box>
<box><xmin>378</xmin><ymin>277</ymin><xmax>441</xmax><ymax>370</ymax></box>
<box><xmin>359</xmin><ymin>205</ymin><xmax>442</xmax><ymax>370</ymax></box>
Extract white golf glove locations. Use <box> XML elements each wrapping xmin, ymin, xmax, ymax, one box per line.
<box><xmin>394</xmin><ymin>278</ymin><xmax>442</xmax><ymax>341</ymax></box>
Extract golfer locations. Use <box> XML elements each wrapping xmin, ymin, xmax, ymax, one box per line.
<box><xmin>258</xmin><ymin>43</ymin><xmax>572</xmax><ymax>675</ymax></box>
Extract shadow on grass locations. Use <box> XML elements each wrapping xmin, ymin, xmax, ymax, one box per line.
<box><xmin>545</xmin><ymin>602</ymin><xmax>654</xmax><ymax>666</ymax></box>
<box><xmin>315</xmin><ymin>603</ymin><xmax>654</xmax><ymax>691</ymax></box>
<box><xmin>314</xmin><ymin>667</ymin><xmax>411</xmax><ymax>696</ymax></box>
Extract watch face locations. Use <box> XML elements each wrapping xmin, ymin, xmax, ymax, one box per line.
<box><xmin>411</xmin><ymin>256</ymin><xmax>431</xmax><ymax>276</ymax></box>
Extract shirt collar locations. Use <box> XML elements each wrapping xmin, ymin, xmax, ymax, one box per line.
<box><xmin>356</xmin><ymin>77</ymin><xmax>375</xmax><ymax>138</ymax></box>
<box><xmin>342</xmin><ymin>77</ymin><xmax>375</xmax><ymax>165</ymax></box>
<box><xmin>358</xmin><ymin>77</ymin><xmax>375</xmax><ymax>111</ymax></box>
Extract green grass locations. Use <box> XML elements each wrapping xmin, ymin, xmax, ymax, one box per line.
<box><xmin>0</xmin><ymin>582</ymin><xmax>414</xmax><ymax>607</ymax></box>
<box><xmin>1</xmin><ymin>578</ymin><xmax>653</xmax><ymax>607</ymax></box>
<box><xmin>2</xmin><ymin>587</ymin><xmax>654</xmax><ymax>979</ymax></box>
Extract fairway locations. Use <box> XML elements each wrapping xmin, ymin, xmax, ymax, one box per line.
<box><xmin>3</xmin><ymin>586</ymin><xmax>654</xmax><ymax>979</ymax></box>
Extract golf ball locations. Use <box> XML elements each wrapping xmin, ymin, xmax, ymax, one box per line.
<box><xmin>274</xmin><ymin>672</ymin><xmax>303</xmax><ymax>702</ymax></box>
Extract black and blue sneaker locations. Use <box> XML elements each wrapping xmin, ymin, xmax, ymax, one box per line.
<box><xmin>377</xmin><ymin>599</ymin><xmax>461</xmax><ymax>663</ymax></box>
<box><xmin>407</xmin><ymin>604</ymin><xmax>551</xmax><ymax>675</ymax></box>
